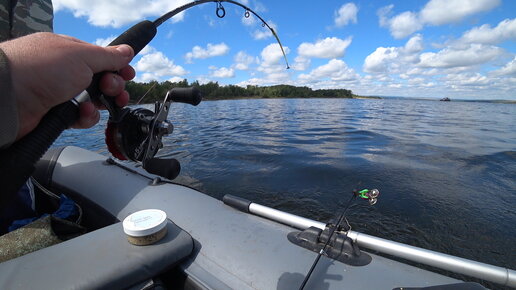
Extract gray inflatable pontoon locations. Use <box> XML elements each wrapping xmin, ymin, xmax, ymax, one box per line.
<box><xmin>0</xmin><ymin>146</ymin><xmax>514</xmax><ymax>289</ymax></box>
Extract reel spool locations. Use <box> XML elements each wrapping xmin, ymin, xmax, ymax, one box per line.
<box><xmin>105</xmin><ymin>87</ymin><xmax>202</xmax><ymax>179</ymax></box>
<box><xmin>105</xmin><ymin>108</ymin><xmax>165</xmax><ymax>161</ymax></box>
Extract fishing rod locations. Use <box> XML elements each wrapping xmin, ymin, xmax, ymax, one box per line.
<box><xmin>0</xmin><ymin>1</ymin><xmax>289</xmax><ymax>206</ymax></box>
<box><xmin>299</xmin><ymin>188</ymin><xmax>380</xmax><ymax>290</ymax></box>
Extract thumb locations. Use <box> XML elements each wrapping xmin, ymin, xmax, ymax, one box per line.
<box><xmin>81</xmin><ymin>44</ymin><xmax>134</xmax><ymax>74</ymax></box>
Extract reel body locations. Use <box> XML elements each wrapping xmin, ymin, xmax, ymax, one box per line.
<box><xmin>106</xmin><ymin>108</ymin><xmax>164</xmax><ymax>161</ymax></box>
<box><xmin>105</xmin><ymin>87</ymin><xmax>202</xmax><ymax>179</ymax></box>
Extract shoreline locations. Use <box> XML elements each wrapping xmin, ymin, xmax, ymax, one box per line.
<box><xmin>130</xmin><ymin>95</ymin><xmax>382</xmax><ymax>105</ymax></box>
<box><xmin>178</xmin><ymin>95</ymin><xmax>383</xmax><ymax>102</ymax></box>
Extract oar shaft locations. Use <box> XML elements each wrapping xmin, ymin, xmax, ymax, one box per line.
<box><xmin>223</xmin><ymin>194</ymin><xmax>516</xmax><ymax>288</ymax></box>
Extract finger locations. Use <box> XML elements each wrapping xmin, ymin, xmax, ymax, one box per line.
<box><xmin>116</xmin><ymin>90</ymin><xmax>130</xmax><ymax>107</ymax></box>
<box><xmin>94</xmin><ymin>91</ymin><xmax>129</xmax><ymax>110</ymax></box>
<box><xmin>79</xmin><ymin>44</ymin><xmax>134</xmax><ymax>74</ymax></box>
<box><xmin>99</xmin><ymin>73</ymin><xmax>125</xmax><ymax>97</ymax></box>
<box><xmin>72</xmin><ymin>102</ymin><xmax>100</xmax><ymax>129</ymax></box>
<box><xmin>119</xmin><ymin>65</ymin><xmax>136</xmax><ymax>81</ymax></box>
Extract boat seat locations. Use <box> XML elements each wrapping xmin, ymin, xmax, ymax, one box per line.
<box><xmin>0</xmin><ymin>220</ymin><xmax>193</xmax><ymax>289</ymax></box>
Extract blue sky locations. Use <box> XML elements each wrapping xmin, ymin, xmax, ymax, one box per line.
<box><xmin>53</xmin><ymin>0</ymin><xmax>516</xmax><ymax>100</ymax></box>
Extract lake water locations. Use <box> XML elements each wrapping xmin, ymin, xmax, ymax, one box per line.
<box><xmin>54</xmin><ymin>98</ymin><xmax>515</xmax><ymax>285</ymax></box>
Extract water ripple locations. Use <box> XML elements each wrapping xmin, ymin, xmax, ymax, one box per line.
<box><xmin>54</xmin><ymin>98</ymin><xmax>516</xmax><ymax>274</ymax></box>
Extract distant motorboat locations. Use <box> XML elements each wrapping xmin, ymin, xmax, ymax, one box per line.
<box><xmin>440</xmin><ymin>97</ymin><xmax>451</xmax><ymax>101</ymax></box>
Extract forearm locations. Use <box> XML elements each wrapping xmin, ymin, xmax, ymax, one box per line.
<box><xmin>0</xmin><ymin>48</ymin><xmax>18</xmax><ymax>149</ymax></box>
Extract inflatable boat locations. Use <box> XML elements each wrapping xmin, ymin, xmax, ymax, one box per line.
<box><xmin>0</xmin><ymin>146</ymin><xmax>514</xmax><ymax>289</ymax></box>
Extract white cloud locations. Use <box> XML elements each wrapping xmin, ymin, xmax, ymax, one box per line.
<box><xmin>407</xmin><ymin>77</ymin><xmax>425</xmax><ymax>85</ymax></box>
<box><xmin>139</xmin><ymin>45</ymin><xmax>156</xmax><ymax>55</ymax></box>
<box><xmin>359</xmin><ymin>41</ymin><xmax>514</xmax><ymax>99</ymax></box>
<box><xmin>168</xmin><ymin>76</ymin><xmax>187</xmax><ymax>83</ymax></box>
<box><xmin>388</xmin><ymin>83</ymin><xmax>402</xmax><ymax>89</ymax></box>
<box><xmin>377</xmin><ymin>5</ymin><xmax>393</xmax><ymax>27</ymax></box>
<box><xmin>94</xmin><ymin>36</ymin><xmax>116</xmax><ymax>47</ymax></box>
<box><xmin>378</xmin><ymin>0</ymin><xmax>500</xmax><ymax>39</ymax></box>
<box><xmin>420</xmin><ymin>0</ymin><xmax>500</xmax><ymax>25</ymax></box>
<box><xmin>241</xmin><ymin>15</ymin><xmax>256</xmax><ymax>26</ymax></box>
<box><xmin>378</xmin><ymin>6</ymin><xmax>423</xmax><ymax>39</ymax></box>
<box><xmin>491</xmin><ymin>56</ymin><xmax>516</xmax><ymax>76</ymax></box>
<box><xmin>460</xmin><ymin>18</ymin><xmax>516</xmax><ymax>45</ymax></box>
<box><xmin>241</xmin><ymin>10</ymin><xmax>257</xmax><ymax>26</ymax></box>
<box><xmin>388</xmin><ymin>11</ymin><xmax>422</xmax><ymax>39</ymax></box>
<box><xmin>239</xmin><ymin>43</ymin><xmax>291</xmax><ymax>86</ymax></box>
<box><xmin>363</xmin><ymin>34</ymin><xmax>423</xmax><ymax>73</ymax></box>
<box><xmin>259</xmin><ymin>43</ymin><xmax>290</xmax><ymax>68</ymax></box>
<box><xmin>297</xmin><ymin>37</ymin><xmax>352</xmax><ymax>59</ymax></box>
<box><xmin>185</xmin><ymin>43</ymin><xmax>230</xmax><ymax>63</ymax></box>
<box><xmin>290</xmin><ymin>56</ymin><xmax>311</xmax><ymax>71</ymax></box>
<box><xmin>364</xmin><ymin>47</ymin><xmax>399</xmax><ymax>73</ymax></box>
<box><xmin>233</xmin><ymin>51</ymin><xmax>255</xmax><ymax>70</ymax></box>
<box><xmin>418</xmin><ymin>44</ymin><xmax>503</xmax><ymax>68</ymax></box>
<box><xmin>252</xmin><ymin>21</ymin><xmax>277</xmax><ymax>40</ymax></box>
<box><xmin>134</xmin><ymin>51</ymin><xmax>187</xmax><ymax>82</ymax></box>
<box><xmin>298</xmin><ymin>59</ymin><xmax>358</xmax><ymax>83</ymax></box>
<box><xmin>53</xmin><ymin>0</ymin><xmax>191</xmax><ymax>28</ymax></box>
<box><xmin>334</xmin><ymin>3</ymin><xmax>358</xmax><ymax>27</ymax></box>
<box><xmin>210</xmin><ymin>67</ymin><xmax>235</xmax><ymax>78</ymax></box>
<box><xmin>404</xmin><ymin>34</ymin><xmax>424</xmax><ymax>53</ymax></box>
<box><xmin>236</xmin><ymin>72</ymin><xmax>291</xmax><ymax>87</ymax></box>
<box><xmin>443</xmin><ymin>72</ymin><xmax>490</xmax><ymax>87</ymax></box>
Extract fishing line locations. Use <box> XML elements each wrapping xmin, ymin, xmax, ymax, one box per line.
<box><xmin>0</xmin><ymin>0</ymin><xmax>290</xmax><ymax>201</ymax></box>
<box><xmin>153</xmin><ymin>0</ymin><xmax>290</xmax><ymax>69</ymax></box>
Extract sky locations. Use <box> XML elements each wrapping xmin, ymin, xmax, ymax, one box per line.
<box><xmin>53</xmin><ymin>0</ymin><xmax>516</xmax><ymax>100</ymax></box>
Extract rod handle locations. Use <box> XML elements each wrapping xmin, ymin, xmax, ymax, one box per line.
<box><xmin>0</xmin><ymin>101</ymin><xmax>79</xmax><ymax>205</ymax></box>
<box><xmin>0</xmin><ymin>20</ymin><xmax>158</xmax><ymax>201</ymax></box>
<box><xmin>87</xmin><ymin>20</ymin><xmax>157</xmax><ymax>103</ymax></box>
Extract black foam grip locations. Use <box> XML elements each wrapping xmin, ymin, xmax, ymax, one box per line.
<box><xmin>143</xmin><ymin>158</ymin><xmax>181</xmax><ymax>180</ymax></box>
<box><xmin>169</xmin><ymin>87</ymin><xmax>202</xmax><ymax>106</ymax></box>
<box><xmin>0</xmin><ymin>101</ymin><xmax>79</xmax><ymax>206</ymax></box>
<box><xmin>108</xmin><ymin>20</ymin><xmax>157</xmax><ymax>55</ymax></box>
<box><xmin>87</xmin><ymin>20</ymin><xmax>157</xmax><ymax>103</ymax></box>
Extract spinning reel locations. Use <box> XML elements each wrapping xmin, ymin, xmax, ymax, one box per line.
<box><xmin>105</xmin><ymin>87</ymin><xmax>202</xmax><ymax>180</ymax></box>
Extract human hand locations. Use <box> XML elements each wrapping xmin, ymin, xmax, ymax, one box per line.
<box><xmin>0</xmin><ymin>32</ymin><xmax>135</xmax><ymax>140</ymax></box>
<box><xmin>74</xmin><ymin>63</ymin><xmax>136</xmax><ymax>130</ymax></box>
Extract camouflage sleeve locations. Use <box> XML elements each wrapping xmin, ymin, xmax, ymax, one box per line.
<box><xmin>0</xmin><ymin>0</ymin><xmax>11</xmax><ymax>41</ymax></box>
<box><xmin>0</xmin><ymin>0</ymin><xmax>53</xmax><ymax>147</ymax></box>
<box><xmin>0</xmin><ymin>48</ymin><xmax>18</xmax><ymax>148</ymax></box>
<box><xmin>0</xmin><ymin>0</ymin><xmax>53</xmax><ymax>42</ymax></box>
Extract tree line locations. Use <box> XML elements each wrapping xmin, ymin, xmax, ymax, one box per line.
<box><xmin>125</xmin><ymin>79</ymin><xmax>355</xmax><ymax>104</ymax></box>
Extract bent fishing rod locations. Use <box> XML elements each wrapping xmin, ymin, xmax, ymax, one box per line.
<box><xmin>0</xmin><ymin>0</ymin><xmax>289</xmax><ymax>205</ymax></box>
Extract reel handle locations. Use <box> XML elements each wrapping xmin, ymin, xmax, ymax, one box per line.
<box><xmin>143</xmin><ymin>157</ymin><xmax>181</xmax><ymax>180</ymax></box>
<box><xmin>169</xmin><ymin>87</ymin><xmax>203</xmax><ymax>106</ymax></box>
